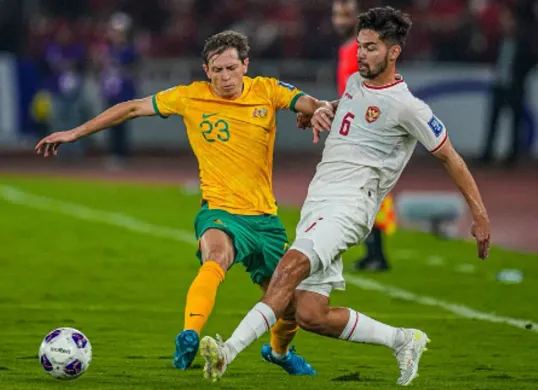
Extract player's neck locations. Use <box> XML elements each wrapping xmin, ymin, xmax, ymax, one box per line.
<box><xmin>363</xmin><ymin>69</ymin><xmax>399</xmax><ymax>88</ymax></box>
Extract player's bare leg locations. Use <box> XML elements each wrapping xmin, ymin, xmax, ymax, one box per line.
<box><xmin>259</xmin><ymin>279</ymin><xmax>299</xmax><ymax>358</ymax></box>
<box><xmin>200</xmin><ymin>249</ymin><xmax>310</xmax><ymax>381</ymax></box>
<box><xmin>257</xmin><ymin>282</ymin><xmax>315</xmax><ymax>376</ymax></box>
<box><xmin>262</xmin><ymin>249</ymin><xmax>312</xmax><ymax>315</ymax></box>
<box><xmin>174</xmin><ymin>229</ymin><xmax>231</xmax><ymax>370</ymax></box>
<box><xmin>294</xmin><ymin>290</ymin><xmax>430</xmax><ymax>386</ymax></box>
<box><xmin>201</xmin><ymin>249</ymin><xmax>429</xmax><ymax>385</ymax></box>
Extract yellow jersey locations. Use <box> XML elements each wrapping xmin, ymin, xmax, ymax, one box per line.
<box><xmin>152</xmin><ymin>76</ymin><xmax>304</xmax><ymax>216</ymax></box>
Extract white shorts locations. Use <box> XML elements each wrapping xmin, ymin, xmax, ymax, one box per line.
<box><xmin>296</xmin><ymin>283</ymin><xmax>334</xmax><ymax>297</ymax></box>
<box><xmin>291</xmin><ymin>197</ymin><xmax>375</xmax><ymax>296</ymax></box>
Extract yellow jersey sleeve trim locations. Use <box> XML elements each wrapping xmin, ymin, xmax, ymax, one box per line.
<box><xmin>152</xmin><ymin>94</ymin><xmax>168</xmax><ymax>119</ymax></box>
<box><xmin>289</xmin><ymin>92</ymin><xmax>305</xmax><ymax>113</ymax></box>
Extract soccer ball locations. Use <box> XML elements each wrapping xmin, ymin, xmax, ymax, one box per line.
<box><xmin>38</xmin><ymin>327</ymin><xmax>92</xmax><ymax>380</ymax></box>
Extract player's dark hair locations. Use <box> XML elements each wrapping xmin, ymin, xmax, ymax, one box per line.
<box><xmin>356</xmin><ymin>6</ymin><xmax>412</xmax><ymax>47</ymax></box>
<box><xmin>202</xmin><ymin>30</ymin><xmax>250</xmax><ymax>64</ymax></box>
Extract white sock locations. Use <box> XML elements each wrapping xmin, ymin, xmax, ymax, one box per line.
<box><xmin>223</xmin><ymin>302</ymin><xmax>277</xmax><ymax>364</ymax></box>
<box><xmin>271</xmin><ymin>351</ymin><xmax>287</xmax><ymax>360</ymax></box>
<box><xmin>339</xmin><ymin>309</ymin><xmax>405</xmax><ymax>349</ymax></box>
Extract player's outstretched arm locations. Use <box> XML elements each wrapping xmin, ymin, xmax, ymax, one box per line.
<box><xmin>35</xmin><ymin>96</ymin><xmax>156</xmax><ymax>157</ymax></box>
<box><xmin>433</xmin><ymin>138</ymin><xmax>490</xmax><ymax>259</ymax></box>
<box><xmin>293</xmin><ymin>94</ymin><xmax>332</xmax><ymax>116</ymax></box>
<box><xmin>296</xmin><ymin>99</ymin><xmax>339</xmax><ymax>128</ymax></box>
<box><xmin>294</xmin><ymin>95</ymin><xmax>336</xmax><ymax>143</ymax></box>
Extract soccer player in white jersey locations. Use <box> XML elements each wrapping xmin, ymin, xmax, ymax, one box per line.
<box><xmin>200</xmin><ymin>6</ymin><xmax>491</xmax><ymax>386</ymax></box>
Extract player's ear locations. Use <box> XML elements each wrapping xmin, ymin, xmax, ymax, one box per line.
<box><xmin>202</xmin><ymin>63</ymin><xmax>210</xmax><ymax>79</ymax></box>
<box><xmin>242</xmin><ymin>58</ymin><xmax>249</xmax><ymax>74</ymax></box>
<box><xmin>389</xmin><ymin>45</ymin><xmax>401</xmax><ymax>62</ymax></box>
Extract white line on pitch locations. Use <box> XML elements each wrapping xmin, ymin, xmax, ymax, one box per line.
<box><xmin>1</xmin><ymin>184</ymin><xmax>536</xmax><ymax>333</ymax></box>
<box><xmin>344</xmin><ymin>275</ymin><xmax>535</xmax><ymax>332</ymax></box>
<box><xmin>0</xmin><ymin>185</ymin><xmax>194</xmax><ymax>244</ymax></box>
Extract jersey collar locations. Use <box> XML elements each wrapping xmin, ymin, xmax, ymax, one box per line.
<box><xmin>363</xmin><ymin>74</ymin><xmax>404</xmax><ymax>90</ymax></box>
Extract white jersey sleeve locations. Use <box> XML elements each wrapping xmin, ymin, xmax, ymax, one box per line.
<box><xmin>400</xmin><ymin>97</ymin><xmax>448</xmax><ymax>153</ymax></box>
<box><xmin>343</xmin><ymin>72</ymin><xmax>361</xmax><ymax>96</ymax></box>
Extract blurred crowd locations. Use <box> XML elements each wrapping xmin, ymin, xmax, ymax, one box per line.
<box><xmin>23</xmin><ymin>0</ymin><xmax>528</xmax><ymax>63</ymax></box>
<box><xmin>9</xmin><ymin>0</ymin><xmax>537</xmax><ymax>168</ymax></box>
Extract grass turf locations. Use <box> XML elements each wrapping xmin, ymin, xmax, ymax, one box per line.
<box><xmin>0</xmin><ymin>176</ymin><xmax>536</xmax><ymax>389</ymax></box>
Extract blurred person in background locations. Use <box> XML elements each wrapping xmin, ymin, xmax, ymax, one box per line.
<box><xmin>28</xmin><ymin>14</ymin><xmax>54</xmax><ymax>140</ymax></box>
<box><xmin>425</xmin><ymin>0</ymin><xmax>471</xmax><ymax>62</ymax></box>
<box><xmin>332</xmin><ymin>0</ymin><xmax>395</xmax><ymax>271</ymax></box>
<box><xmin>482</xmin><ymin>0</ymin><xmax>538</xmax><ymax>166</ymax></box>
<box><xmin>43</xmin><ymin>21</ymin><xmax>89</xmax><ymax>160</ymax></box>
<box><xmin>94</xmin><ymin>12</ymin><xmax>139</xmax><ymax>170</ymax></box>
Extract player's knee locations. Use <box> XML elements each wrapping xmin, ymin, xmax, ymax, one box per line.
<box><xmin>295</xmin><ymin>304</ymin><xmax>327</xmax><ymax>333</ymax></box>
<box><xmin>203</xmin><ymin>248</ymin><xmax>233</xmax><ymax>270</ymax></box>
<box><xmin>200</xmin><ymin>229</ymin><xmax>234</xmax><ymax>269</ymax></box>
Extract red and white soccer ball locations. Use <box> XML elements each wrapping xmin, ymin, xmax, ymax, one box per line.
<box><xmin>38</xmin><ymin>327</ymin><xmax>92</xmax><ymax>380</ymax></box>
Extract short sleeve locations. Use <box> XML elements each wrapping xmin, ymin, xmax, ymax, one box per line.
<box><xmin>266</xmin><ymin>78</ymin><xmax>305</xmax><ymax>112</ymax></box>
<box><xmin>342</xmin><ymin>73</ymin><xmax>360</xmax><ymax>96</ymax></box>
<box><xmin>152</xmin><ymin>85</ymin><xmax>188</xmax><ymax>118</ymax></box>
<box><xmin>400</xmin><ymin>97</ymin><xmax>448</xmax><ymax>153</ymax></box>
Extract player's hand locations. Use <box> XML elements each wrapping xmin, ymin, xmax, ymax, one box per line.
<box><xmin>296</xmin><ymin>113</ymin><xmax>312</xmax><ymax>129</ymax></box>
<box><xmin>311</xmin><ymin>107</ymin><xmax>334</xmax><ymax>144</ymax></box>
<box><xmin>471</xmin><ymin>217</ymin><xmax>490</xmax><ymax>260</ymax></box>
<box><xmin>35</xmin><ymin>130</ymin><xmax>79</xmax><ymax>157</ymax></box>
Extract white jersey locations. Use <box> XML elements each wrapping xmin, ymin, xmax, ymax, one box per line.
<box><xmin>292</xmin><ymin>73</ymin><xmax>449</xmax><ymax>295</ymax></box>
<box><xmin>306</xmin><ymin>73</ymin><xmax>448</xmax><ymax>216</ymax></box>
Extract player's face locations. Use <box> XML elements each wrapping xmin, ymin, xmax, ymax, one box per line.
<box><xmin>203</xmin><ymin>48</ymin><xmax>249</xmax><ymax>99</ymax></box>
<box><xmin>332</xmin><ymin>1</ymin><xmax>358</xmax><ymax>39</ymax></box>
<box><xmin>357</xmin><ymin>29</ymin><xmax>397</xmax><ymax>79</ymax></box>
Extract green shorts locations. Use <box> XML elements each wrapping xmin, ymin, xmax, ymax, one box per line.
<box><xmin>194</xmin><ymin>203</ymin><xmax>289</xmax><ymax>284</ymax></box>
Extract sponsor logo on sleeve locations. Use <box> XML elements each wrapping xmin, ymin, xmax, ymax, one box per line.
<box><xmin>428</xmin><ymin>115</ymin><xmax>444</xmax><ymax>137</ymax></box>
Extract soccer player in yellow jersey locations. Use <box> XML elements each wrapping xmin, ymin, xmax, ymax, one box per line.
<box><xmin>35</xmin><ymin>30</ymin><xmax>334</xmax><ymax>375</ymax></box>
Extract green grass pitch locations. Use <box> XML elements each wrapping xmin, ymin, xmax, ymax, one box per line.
<box><xmin>0</xmin><ymin>176</ymin><xmax>537</xmax><ymax>389</ymax></box>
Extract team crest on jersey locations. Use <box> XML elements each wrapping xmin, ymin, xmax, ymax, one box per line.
<box><xmin>365</xmin><ymin>106</ymin><xmax>381</xmax><ymax>123</ymax></box>
<box><xmin>252</xmin><ymin>108</ymin><xmax>268</xmax><ymax>119</ymax></box>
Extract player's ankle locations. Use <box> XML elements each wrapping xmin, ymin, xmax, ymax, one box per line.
<box><xmin>182</xmin><ymin>328</ymin><xmax>200</xmax><ymax>336</ymax></box>
<box><xmin>222</xmin><ymin>342</ymin><xmax>237</xmax><ymax>365</ymax></box>
<box><xmin>271</xmin><ymin>350</ymin><xmax>288</xmax><ymax>360</ymax></box>
<box><xmin>392</xmin><ymin>328</ymin><xmax>406</xmax><ymax>350</ymax></box>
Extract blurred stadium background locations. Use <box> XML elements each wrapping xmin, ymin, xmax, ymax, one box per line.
<box><xmin>0</xmin><ymin>1</ymin><xmax>537</xmax><ymax>389</ymax></box>
<box><xmin>1</xmin><ymin>0</ymin><xmax>537</xmax><ymax>250</ymax></box>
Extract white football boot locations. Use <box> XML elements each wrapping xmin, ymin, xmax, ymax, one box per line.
<box><xmin>200</xmin><ymin>335</ymin><xmax>228</xmax><ymax>382</ymax></box>
<box><xmin>394</xmin><ymin>328</ymin><xmax>430</xmax><ymax>386</ymax></box>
